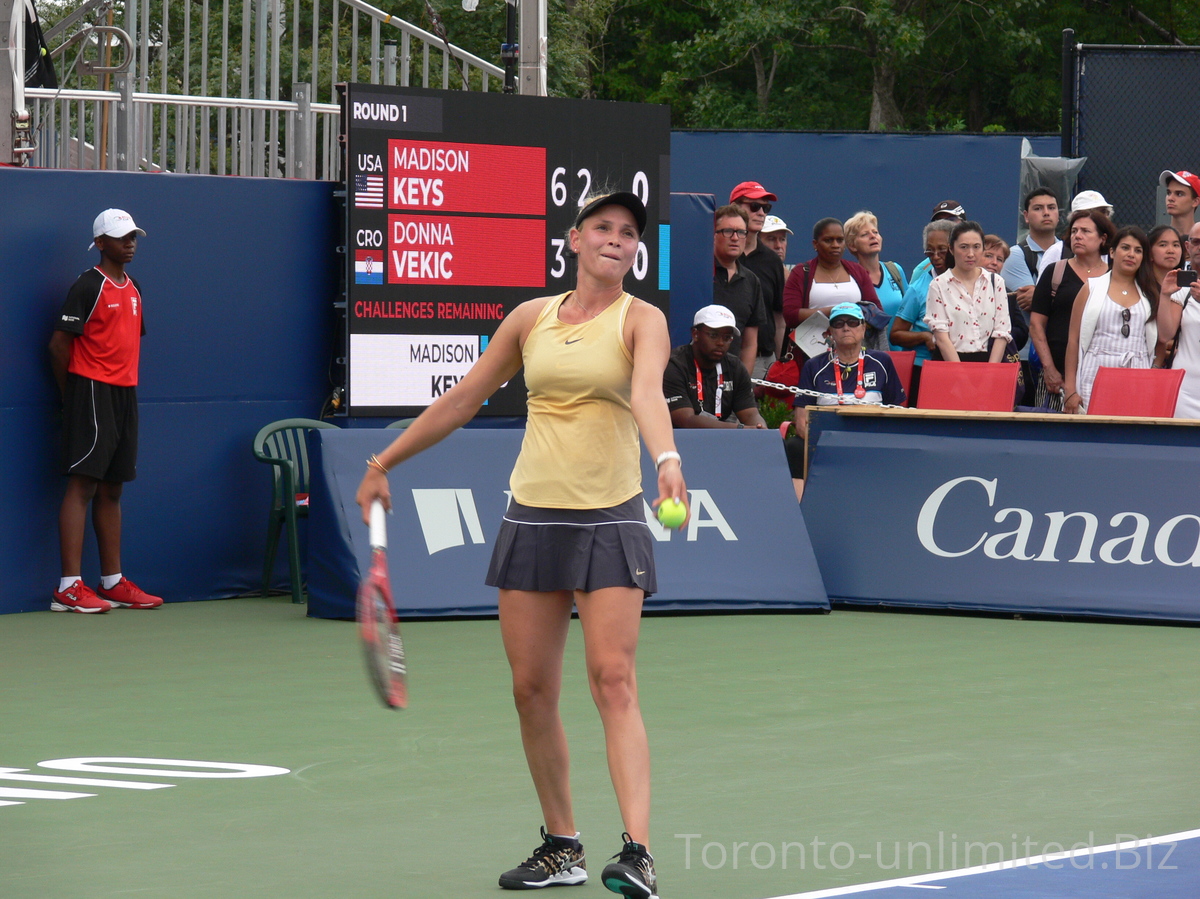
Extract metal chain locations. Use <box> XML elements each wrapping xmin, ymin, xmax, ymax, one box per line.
<box><xmin>751</xmin><ymin>378</ymin><xmax>908</xmax><ymax>410</ymax></box>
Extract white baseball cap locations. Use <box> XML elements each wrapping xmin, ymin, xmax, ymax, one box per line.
<box><xmin>90</xmin><ymin>208</ymin><xmax>146</xmax><ymax>249</ymax></box>
<box><xmin>761</xmin><ymin>215</ymin><xmax>793</xmax><ymax>235</ymax></box>
<box><xmin>1070</xmin><ymin>190</ymin><xmax>1112</xmax><ymax>215</ymax></box>
<box><xmin>693</xmin><ymin>304</ymin><xmax>740</xmax><ymax>336</ymax></box>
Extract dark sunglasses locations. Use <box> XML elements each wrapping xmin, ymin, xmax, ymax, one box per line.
<box><xmin>741</xmin><ymin>201</ymin><xmax>772</xmax><ymax>213</ymax></box>
<box><xmin>1121</xmin><ymin>307</ymin><xmax>1131</xmax><ymax>338</ymax></box>
<box><xmin>829</xmin><ymin>318</ymin><xmax>863</xmax><ymax>329</ymax></box>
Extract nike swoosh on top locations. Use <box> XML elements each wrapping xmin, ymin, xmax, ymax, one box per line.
<box><xmin>566</xmin><ymin>337</ymin><xmax>584</xmax><ymax>344</ymax></box>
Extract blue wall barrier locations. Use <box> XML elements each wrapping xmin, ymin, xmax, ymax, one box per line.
<box><xmin>803</xmin><ymin>409</ymin><xmax>1200</xmax><ymax>622</ymax></box>
<box><xmin>0</xmin><ymin>168</ymin><xmax>338</xmax><ymax>614</ymax></box>
<box><xmin>667</xmin><ymin>192</ymin><xmax>717</xmax><ymax>348</ymax></box>
<box><xmin>0</xmin><ymin>130</ymin><xmax>1069</xmax><ymax>617</ymax></box>
<box><xmin>306</xmin><ymin>428</ymin><xmax>828</xmax><ymax>617</ymax></box>
<box><xmin>671</xmin><ymin>132</ymin><xmax>1059</xmax><ymax>268</ymax></box>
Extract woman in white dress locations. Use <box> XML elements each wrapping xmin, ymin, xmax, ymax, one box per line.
<box><xmin>1154</xmin><ymin>234</ymin><xmax>1200</xmax><ymax>419</ymax></box>
<box><xmin>1063</xmin><ymin>226</ymin><xmax>1158</xmax><ymax>414</ymax></box>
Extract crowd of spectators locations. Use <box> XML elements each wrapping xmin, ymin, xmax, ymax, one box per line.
<box><xmin>664</xmin><ymin>174</ymin><xmax>1200</xmax><ymax>438</ymax></box>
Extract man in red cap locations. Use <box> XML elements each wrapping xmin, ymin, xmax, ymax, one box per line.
<box><xmin>1161</xmin><ymin>171</ymin><xmax>1200</xmax><ymax>239</ymax></box>
<box><xmin>729</xmin><ymin>181</ymin><xmax>787</xmax><ymax>379</ymax></box>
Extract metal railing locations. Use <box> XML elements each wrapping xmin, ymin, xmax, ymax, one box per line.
<box><xmin>23</xmin><ymin>0</ymin><xmax>504</xmax><ymax>178</ymax></box>
<box><xmin>25</xmin><ymin>84</ymin><xmax>343</xmax><ymax>177</ymax></box>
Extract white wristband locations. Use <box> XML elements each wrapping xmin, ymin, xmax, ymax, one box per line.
<box><xmin>655</xmin><ymin>451</ymin><xmax>681</xmax><ymax>470</ymax></box>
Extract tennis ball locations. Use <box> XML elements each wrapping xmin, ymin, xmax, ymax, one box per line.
<box><xmin>657</xmin><ymin>497</ymin><xmax>686</xmax><ymax>529</ymax></box>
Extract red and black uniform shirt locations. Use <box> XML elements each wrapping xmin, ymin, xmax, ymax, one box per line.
<box><xmin>57</xmin><ymin>268</ymin><xmax>144</xmax><ymax>387</ymax></box>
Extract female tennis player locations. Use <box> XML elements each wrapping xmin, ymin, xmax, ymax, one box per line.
<box><xmin>355</xmin><ymin>191</ymin><xmax>682</xmax><ymax>899</ymax></box>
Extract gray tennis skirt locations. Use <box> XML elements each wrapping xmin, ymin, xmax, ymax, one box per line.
<box><xmin>485</xmin><ymin>494</ymin><xmax>657</xmax><ymax>596</ymax></box>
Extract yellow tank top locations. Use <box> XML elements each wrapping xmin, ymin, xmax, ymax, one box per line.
<box><xmin>509</xmin><ymin>291</ymin><xmax>641</xmax><ymax>509</ymax></box>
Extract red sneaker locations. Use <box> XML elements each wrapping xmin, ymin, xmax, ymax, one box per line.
<box><xmin>96</xmin><ymin>577</ymin><xmax>164</xmax><ymax>609</ymax></box>
<box><xmin>51</xmin><ymin>581</ymin><xmax>113</xmax><ymax>613</ymax></box>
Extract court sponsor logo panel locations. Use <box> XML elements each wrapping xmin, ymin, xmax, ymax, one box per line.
<box><xmin>803</xmin><ymin>414</ymin><xmax>1200</xmax><ymax>620</ymax></box>
<box><xmin>409</xmin><ymin>487</ymin><xmax>738</xmax><ymax>556</ymax></box>
<box><xmin>918</xmin><ymin>475</ymin><xmax>1200</xmax><ymax>567</ymax></box>
<box><xmin>412</xmin><ymin>488</ymin><xmax>487</xmax><ymax>555</ymax></box>
<box><xmin>306</xmin><ymin>428</ymin><xmax>828</xmax><ymax>617</ymax></box>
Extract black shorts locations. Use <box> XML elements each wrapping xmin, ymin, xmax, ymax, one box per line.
<box><xmin>62</xmin><ymin>373</ymin><xmax>138</xmax><ymax>482</ymax></box>
<box><xmin>485</xmin><ymin>495</ymin><xmax>657</xmax><ymax>596</ymax></box>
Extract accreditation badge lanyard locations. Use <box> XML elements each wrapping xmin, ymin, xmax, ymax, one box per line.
<box><xmin>832</xmin><ymin>352</ymin><xmax>865</xmax><ymax>404</ymax></box>
<box><xmin>696</xmin><ymin>360</ymin><xmax>724</xmax><ymax>417</ymax></box>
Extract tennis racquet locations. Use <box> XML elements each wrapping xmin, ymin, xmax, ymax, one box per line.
<box><xmin>357</xmin><ymin>499</ymin><xmax>408</xmax><ymax>709</ymax></box>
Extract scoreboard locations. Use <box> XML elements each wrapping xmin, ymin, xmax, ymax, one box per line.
<box><xmin>340</xmin><ymin>84</ymin><xmax>672</xmax><ymax>417</ymax></box>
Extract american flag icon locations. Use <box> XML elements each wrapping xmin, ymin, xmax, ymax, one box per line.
<box><xmin>355</xmin><ymin>174</ymin><xmax>384</xmax><ymax>208</ymax></box>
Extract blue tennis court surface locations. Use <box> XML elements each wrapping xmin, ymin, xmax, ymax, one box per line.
<box><xmin>770</xmin><ymin>829</ymin><xmax>1200</xmax><ymax>898</ymax></box>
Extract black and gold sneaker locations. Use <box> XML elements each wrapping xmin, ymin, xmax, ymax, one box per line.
<box><xmin>499</xmin><ymin>827</ymin><xmax>587</xmax><ymax>889</ymax></box>
<box><xmin>601</xmin><ymin>833</ymin><xmax>658</xmax><ymax>899</ymax></box>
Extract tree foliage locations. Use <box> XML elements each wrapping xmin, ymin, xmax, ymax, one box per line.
<box><xmin>34</xmin><ymin>0</ymin><xmax>1200</xmax><ymax>132</ymax></box>
<box><xmin>570</xmin><ymin>0</ymin><xmax>1200</xmax><ymax>131</ymax></box>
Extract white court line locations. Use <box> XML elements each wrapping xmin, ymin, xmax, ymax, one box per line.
<box><xmin>0</xmin><ymin>787</ymin><xmax>95</xmax><ymax>800</ymax></box>
<box><xmin>765</xmin><ymin>828</ymin><xmax>1200</xmax><ymax>899</ymax></box>
<box><xmin>0</xmin><ymin>768</ymin><xmax>174</xmax><ymax>790</ymax></box>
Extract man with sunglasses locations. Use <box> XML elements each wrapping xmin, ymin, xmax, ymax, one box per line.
<box><xmin>713</xmin><ymin>204</ymin><xmax>768</xmax><ymax>372</ymax></box>
<box><xmin>731</xmin><ymin>181</ymin><xmax>788</xmax><ymax>378</ymax></box>
<box><xmin>663</xmin><ymin>305</ymin><xmax>767</xmax><ymax>429</ymax></box>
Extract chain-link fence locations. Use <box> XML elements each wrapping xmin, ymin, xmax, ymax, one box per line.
<box><xmin>1070</xmin><ymin>45</ymin><xmax>1200</xmax><ymax>230</ymax></box>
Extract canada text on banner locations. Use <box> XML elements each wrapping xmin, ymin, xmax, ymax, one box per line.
<box><xmin>803</xmin><ymin>409</ymin><xmax>1200</xmax><ymax>621</ymax></box>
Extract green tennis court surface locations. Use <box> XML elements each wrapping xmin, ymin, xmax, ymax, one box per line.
<box><xmin>2</xmin><ymin>599</ymin><xmax>1197</xmax><ymax>898</ymax></box>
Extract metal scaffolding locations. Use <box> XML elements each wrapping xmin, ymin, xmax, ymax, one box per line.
<box><xmin>1</xmin><ymin>0</ymin><xmax>547</xmax><ymax>177</ymax></box>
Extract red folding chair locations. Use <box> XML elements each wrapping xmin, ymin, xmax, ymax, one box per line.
<box><xmin>1087</xmin><ymin>367</ymin><xmax>1184</xmax><ymax>417</ymax></box>
<box><xmin>884</xmin><ymin>350</ymin><xmax>916</xmax><ymax>407</ymax></box>
<box><xmin>916</xmin><ymin>361</ymin><xmax>1020</xmax><ymax>412</ymax></box>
